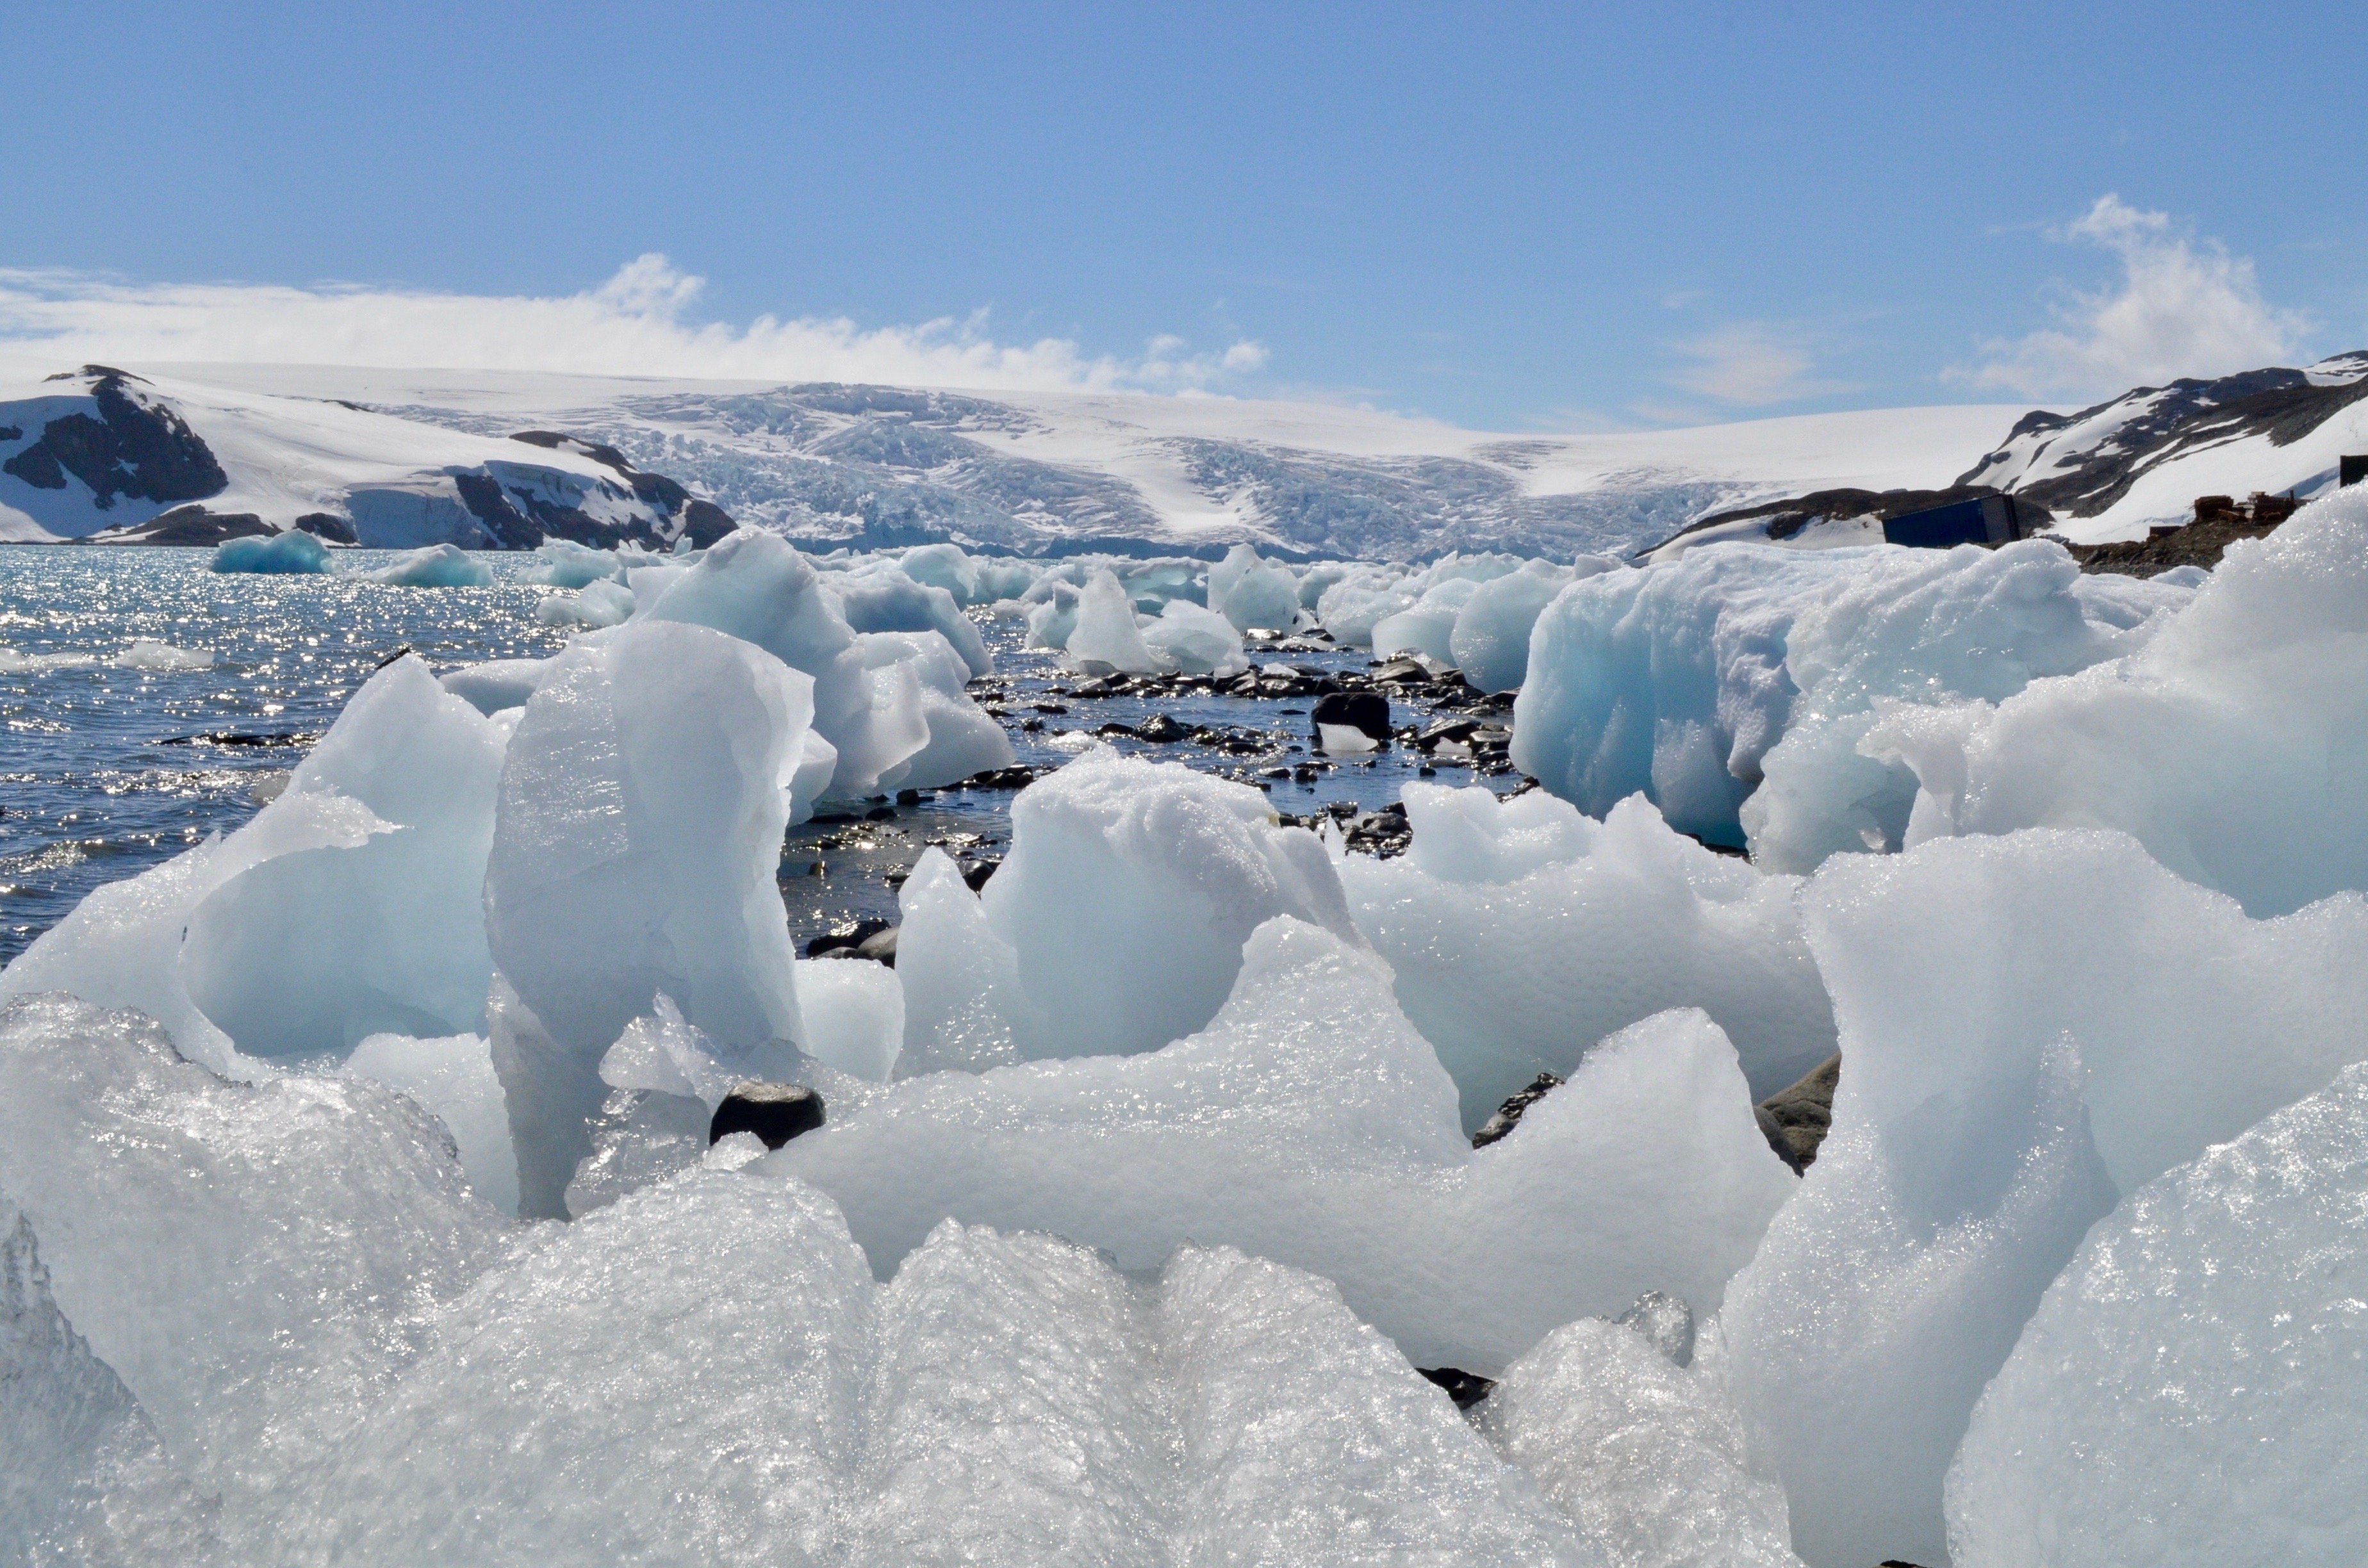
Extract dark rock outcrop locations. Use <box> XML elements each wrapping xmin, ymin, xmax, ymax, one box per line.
<box><xmin>1416</xmin><ymin>1366</ymin><xmax>1497</xmax><ymax>1410</ymax></box>
<box><xmin>1756</xmin><ymin>1052</ymin><xmax>1840</xmax><ymax>1173</ymax></box>
<box><xmin>708</xmin><ymin>1083</ymin><xmax>825</xmax><ymax>1149</ymax></box>
<box><xmin>4</xmin><ymin>368</ymin><xmax>228</xmax><ymax>511</ymax></box>
<box><xmin>2065</xmin><ymin>513</ymin><xmax>2282</xmax><ymax>577</ymax></box>
<box><xmin>81</xmin><ymin>506</ymin><xmax>270</xmax><ymax>546</ymax></box>
<box><xmin>1472</xmin><ymin>1070</ymin><xmax>1563</xmax><ymax>1148</ymax></box>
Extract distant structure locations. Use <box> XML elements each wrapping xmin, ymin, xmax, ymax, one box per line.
<box><xmin>1881</xmin><ymin>493</ymin><xmax>2046</xmax><ymax>549</ymax></box>
<box><xmin>2191</xmin><ymin>491</ymin><xmax>2299</xmax><ymax>527</ymax></box>
<box><xmin>2340</xmin><ymin>455</ymin><xmax>2368</xmax><ymax>488</ymax></box>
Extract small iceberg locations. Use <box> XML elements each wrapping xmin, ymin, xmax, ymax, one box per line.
<box><xmin>368</xmin><ymin>543</ymin><xmax>494</xmax><ymax>588</ymax></box>
<box><xmin>210</xmin><ymin>531</ymin><xmax>333</xmax><ymax>575</ymax></box>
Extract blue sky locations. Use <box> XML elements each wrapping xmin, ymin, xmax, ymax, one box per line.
<box><xmin>3</xmin><ymin>1</ymin><xmax>2363</xmax><ymax>429</ymax></box>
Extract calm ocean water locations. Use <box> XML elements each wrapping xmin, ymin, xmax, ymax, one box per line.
<box><xmin>2</xmin><ymin>546</ymin><xmax>1500</xmax><ymax>968</ymax></box>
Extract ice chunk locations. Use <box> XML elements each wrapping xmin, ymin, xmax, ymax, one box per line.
<box><xmin>1946</xmin><ymin>1061</ymin><xmax>2368</xmax><ymax>1568</ymax></box>
<box><xmin>1514</xmin><ymin>540</ymin><xmax>2151</xmax><ymax>854</ymax></box>
<box><xmin>533</xmin><ymin>576</ymin><xmax>634</xmax><ymax>628</ymax></box>
<box><xmin>2</xmin><ymin>767</ymin><xmax>397</xmax><ymax>1072</ymax></box>
<box><xmin>794</xmin><ymin>959</ymin><xmax>903</xmax><ymax>1082</ymax></box>
<box><xmin>0</xmin><ymin>993</ymin><xmax>504</xmax><ymax>1523</ymax></box>
<box><xmin>782</xmin><ymin>918</ymin><xmax>1795</xmax><ymax>1371</ymax></box>
<box><xmin>1372</xmin><ymin>576</ymin><xmax>1484</xmax><ymax>666</ymax></box>
<box><xmin>853</xmin><ymin>630</ymin><xmax>1015</xmax><ymax>790</ymax></box>
<box><xmin>891</xmin><ymin>848</ymin><xmax>1039</xmax><ymax>1076</ymax></box>
<box><xmin>304</xmin><ymin>1172</ymin><xmax>876</xmax><ymax>1567</ymax></box>
<box><xmin>438</xmin><ymin>654</ymin><xmax>552</xmax><ymax>715</ymax></box>
<box><xmin>110</xmin><ymin>638</ymin><xmax>214</xmax><ymax>671</ymax></box>
<box><xmin>484</xmin><ymin>619</ymin><xmax>814</xmax><ymax>1211</ymax></box>
<box><xmin>831</xmin><ymin>561</ymin><xmax>994</xmax><ymax>678</ymax></box>
<box><xmin>1023</xmin><ymin>580</ymin><xmax>1080</xmax><ymax>649</ymax></box>
<box><xmin>1482</xmin><ymin>1316</ymin><xmax>1802</xmax><ymax>1568</ymax></box>
<box><xmin>1719</xmin><ymin>828</ymin><xmax>2368</xmax><ymax>1567</ymax></box>
<box><xmin>899</xmin><ymin>540</ymin><xmax>981</xmax><ymax>603</ymax></box>
<box><xmin>1869</xmin><ymin>486</ymin><xmax>2368</xmax><ymax>915</ymax></box>
<box><xmin>181</xmin><ymin>655</ymin><xmax>509</xmax><ymax>1058</ymax></box>
<box><xmin>211</xmin><ymin>529</ymin><xmax>333</xmax><ymax>574</ymax></box>
<box><xmin>632</xmin><ymin>528</ymin><xmax>932</xmax><ymax>798</ymax></box>
<box><xmin>946</xmin><ymin>747</ymin><xmax>1359</xmax><ymax>1060</ymax></box>
<box><xmin>1315</xmin><ymin>566</ymin><xmax>1415</xmax><ymax>647</ymax></box>
<box><xmin>307</xmin><ymin>1168</ymin><xmax>1601</xmax><ymax>1565</ymax></box>
<box><xmin>1448</xmin><ymin>558</ymin><xmax>1599</xmax><ymax>693</ymax></box>
<box><xmin>520</xmin><ymin>537</ymin><xmax>623</xmax><ymax>588</ymax></box>
<box><xmin>346</xmin><ymin>1031</ymin><xmax>518</xmax><ymax>1215</ymax></box>
<box><xmin>1343</xmin><ymin>787</ymin><xmax>1836</xmax><ymax>1125</ymax></box>
<box><xmin>1802</xmin><ymin>828</ymin><xmax>2368</xmax><ymax>1198</ymax></box>
<box><xmin>367</xmin><ymin>542</ymin><xmax>493</xmax><ymax>587</ymax></box>
<box><xmin>1209</xmin><ymin>545</ymin><xmax>1301</xmax><ymax>633</ymax></box>
<box><xmin>1140</xmin><ymin>597</ymin><xmax>1249</xmax><ymax>676</ymax></box>
<box><xmin>1064</xmin><ymin>566</ymin><xmax>1172</xmax><ymax>674</ymax></box>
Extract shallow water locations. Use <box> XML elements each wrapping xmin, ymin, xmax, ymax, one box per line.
<box><xmin>1</xmin><ymin>546</ymin><xmax>1508</xmax><ymax>967</ymax></box>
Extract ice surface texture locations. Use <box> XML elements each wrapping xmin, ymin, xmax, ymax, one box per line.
<box><xmin>1722</xmin><ymin>828</ymin><xmax>2368</xmax><ymax>1567</ymax></box>
<box><xmin>309</xmin><ymin>1168</ymin><xmax>1602</xmax><ymax>1567</ymax></box>
<box><xmin>1872</xmin><ymin>482</ymin><xmax>2368</xmax><ymax>915</ymax></box>
<box><xmin>1342</xmin><ymin>784</ymin><xmax>1836</xmax><ymax>1126</ymax></box>
<box><xmin>783</xmin><ymin>915</ymin><xmax>1795</xmax><ymax>1370</ymax></box>
<box><xmin>1482</xmin><ymin>1316</ymin><xmax>1804</xmax><ymax>1568</ymax></box>
<box><xmin>0</xmin><ymin>993</ymin><xmax>503</xmax><ymax>1540</ymax></box>
<box><xmin>1512</xmin><ymin>538</ymin><xmax>2175</xmax><ymax>856</ymax></box>
<box><xmin>0</xmin><ymin>1193</ymin><xmax>210</xmax><ymax>1564</ymax></box>
<box><xmin>1946</xmin><ymin>1061</ymin><xmax>2368</xmax><ymax>1567</ymax></box>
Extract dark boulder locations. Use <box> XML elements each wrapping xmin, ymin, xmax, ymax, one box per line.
<box><xmin>709</xmin><ymin>1083</ymin><xmax>825</xmax><ymax>1149</ymax></box>
<box><xmin>1135</xmin><ymin>711</ymin><xmax>1190</xmax><ymax>743</ymax></box>
<box><xmin>1756</xmin><ymin>1052</ymin><xmax>1840</xmax><ymax>1173</ymax></box>
<box><xmin>1311</xmin><ymin>690</ymin><xmax>1391</xmax><ymax>745</ymax></box>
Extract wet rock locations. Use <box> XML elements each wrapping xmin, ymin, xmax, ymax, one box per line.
<box><xmin>960</xmin><ymin>858</ymin><xmax>999</xmax><ymax>892</ymax></box>
<box><xmin>958</xmin><ymin>765</ymin><xmax>1038</xmax><ymax>790</ymax></box>
<box><xmin>1134</xmin><ymin>711</ymin><xmax>1190</xmax><ymax>743</ymax></box>
<box><xmin>805</xmin><ymin>919</ymin><xmax>892</xmax><ymax>959</ymax></box>
<box><xmin>707</xmin><ymin>1083</ymin><xmax>825</xmax><ymax>1149</ymax></box>
<box><xmin>1755</xmin><ymin>1052</ymin><xmax>1840</xmax><ymax>1173</ymax></box>
<box><xmin>1417</xmin><ymin>1366</ymin><xmax>1499</xmax><ymax>1410</ymax></box>
<box><xmin>1472</xmin><ymin>1070</ymin><xmax>1563</xmax><ymax>1147</ymax></box>
<box><xmin>1312</xmin><ymin>690</ymin><xmax>1391</xmax><ymax>742</ymax></box>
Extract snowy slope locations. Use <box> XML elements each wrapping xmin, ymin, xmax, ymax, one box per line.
<box><xmin>1951</xmin><ymin>353</ymin><xmax>2368</xmax><ymax>539</ymax></box>
<box><xmin>145</xmin><ymin>363</ymin><xmax>2030</xmax><ymax>559</ymax></box>
<box><xmin>0</xmin><ymin>367</ymin><xmax>732</xmax><ymax>548</ymax></box>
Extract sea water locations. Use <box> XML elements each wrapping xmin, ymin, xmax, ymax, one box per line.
<box><xmin>1</xmin><ymin>546</ymin><xmax>1511</xmax><ymax>965</ymax></box>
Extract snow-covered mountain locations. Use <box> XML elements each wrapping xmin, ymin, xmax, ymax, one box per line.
<box><xmin>0</xmin><ymin>367</ymin><xmax>732</xmax><ymax>549</ymax></box>
<box><xmin>8</xmin><ymin>356</ymin><xmax>2363</xmax><ymax>557</ymax></box>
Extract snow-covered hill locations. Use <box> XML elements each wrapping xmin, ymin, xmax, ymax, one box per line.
<box><xmin>8</xmin><ymin>356</ymin><xmax>2363</xmax><ymax>557</ymax></box>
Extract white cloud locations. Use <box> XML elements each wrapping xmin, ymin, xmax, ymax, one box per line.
<box><xmin>1663</xmin><ymin>322</ymin><xmax>1857</xmax><ymax>407</ymax></box>
<box><xmin>1956</xmin><ymin>195</ymin><xmax>2309</xmax><ymax>398</ymax></box>
<box><xmin>0</xmin><ymin>256</ymin><xmax>1271</xmax><ymax>395</ymax></box>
